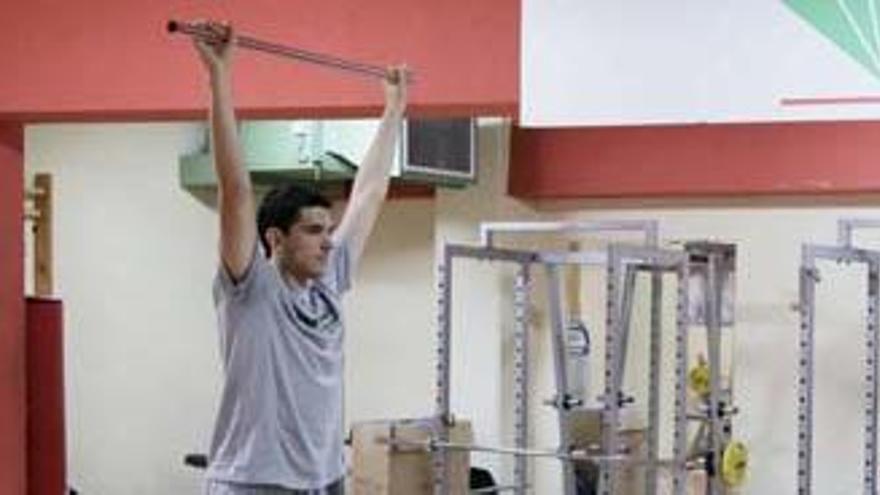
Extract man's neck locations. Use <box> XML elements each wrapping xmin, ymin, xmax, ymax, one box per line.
<box><xmin>273</xmin><ymin>258</ymin><xmax>313</xmax><ymax>290</ymax></box>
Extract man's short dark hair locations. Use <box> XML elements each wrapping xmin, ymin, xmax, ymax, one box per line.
<box><xmin>257</xmin><ymin>183</ymin><xmax>332</xmax><ymax>257</ymax></box>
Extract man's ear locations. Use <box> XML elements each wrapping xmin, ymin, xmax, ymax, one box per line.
<box><xmin>265</xmin><ymin>227</ymin><xmax>284</xmax><ymax>252</ymax></box>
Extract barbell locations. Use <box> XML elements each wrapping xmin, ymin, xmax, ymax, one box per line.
<box><xmin>167</xmin><ymin>20</ymin><xmax>410</xmax><ymax>83</ymax></box>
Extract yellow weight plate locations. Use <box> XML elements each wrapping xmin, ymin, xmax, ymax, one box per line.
<box><xmin>688</xmin><ymin>358</ymin><xmax>711</xmax><ymax>398</ymax></box>
<box><xmin>721</xmin><ymin>440</ymin><xmax>748</xmax><ymax>487</ymax></box>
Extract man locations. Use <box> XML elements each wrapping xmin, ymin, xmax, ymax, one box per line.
<box><xmin>192</xmin><ymin>23</ymin><xmax>407</xmax><ymax>494</ymax></box>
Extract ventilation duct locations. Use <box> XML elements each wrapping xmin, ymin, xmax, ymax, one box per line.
<box><xmin>179</xmin><ymin>117</ymin><xmax>477</xmax><ymax>189</ymax></box>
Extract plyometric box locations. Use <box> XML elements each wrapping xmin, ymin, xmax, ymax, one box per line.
<box><xmin>351</xmin><ymin>418</ymin><xmax>472</xmax><ymax>495</ymax></box>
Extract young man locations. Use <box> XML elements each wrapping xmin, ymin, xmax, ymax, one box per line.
<box><xmin>192</xmin><ymin>23</ymin><xmax>406</xmax><ymax>494</ymax></box>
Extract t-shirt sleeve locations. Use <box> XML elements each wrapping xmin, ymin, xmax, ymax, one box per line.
<box><xmin>213</xmin><ymin>243</ymin><xmax>271</xmax><ymax>303</ymax></box>
<box><xmin>322</xmin><ymin>240</ymin><xmax>352</xmax><ymax>295</ymax></box>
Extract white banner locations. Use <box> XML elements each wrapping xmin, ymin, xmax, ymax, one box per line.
<box><xmin>521</xmin><ymin>0</ymin><xmax>880</xmax><ymax>127</ymax></box>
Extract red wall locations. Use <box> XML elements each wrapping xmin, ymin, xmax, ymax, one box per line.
<box><xmin>0</xmin><ymin>0</ymin><xmax>518</xmax><ymax>120</ymax></box>
<box><xmin>5</xmin><ymin>0</ymin><xmax>876</xmax><ymax>198</ymax></box>
<box><xmin>509</xmin><ymin>122</ymin><xmax>880</xmax><ymax>198</ymax></box>
<box><xmin>26</xmin><ymin>299</ymin><xmax>66</xmax><ymax>495</ymax></box>
<box><xmin>0</xmin><ymin>126</ymin><xmax>25</xmax><ymax>495</ymax></box>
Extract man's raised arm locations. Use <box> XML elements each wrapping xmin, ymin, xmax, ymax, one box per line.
<box><xmin>193</xmin><ymin>24</ymin><xmax>257</xmax><ymax>280</ymax></box>
<box><xmin>332</xmin><ymin>67</ymin><xmax>408</xmax><ymax>268</ymax></box>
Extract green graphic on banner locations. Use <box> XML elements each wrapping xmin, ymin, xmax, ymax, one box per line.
<box><xmin>847</xmin><ymin>0</ymin><xmax>880</xmax><ymax>55</ymax></box>
<box><xmin>785</xmin><ymin>0</ymin><xmax>880</xmax><ymax>78</ymax></box>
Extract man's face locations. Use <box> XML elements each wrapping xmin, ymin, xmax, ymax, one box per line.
<box><xmin>271</xmin><ymin>206</ymin><xmax>334</xmax><ymax>283</ymax></box>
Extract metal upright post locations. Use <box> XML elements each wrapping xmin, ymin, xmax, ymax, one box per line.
<box><xmin>433</xmin><ymin>246</ymin><xmax>454</xmax><ymax>495</ymax></box>
<box><xmin>614</xmin><ymin>266</ymin><xmax>638</xmax><ymax>394</ymax></box>
<box><xmin>705</xmin><ymin>252</ymin><xmax>724</xmax><ymax>495</ymax></box>
<box><xmin>864</xmin><ymin>260</ymin><xmax>879</xmax><ymax>495</ymax></box>
<box><xmin>599</xmin><ymin>246</ymin><xmax>623</xmax><ymax>495</ymax></box>
<box><xmin>546</xmin><ymin>264</ymin><xmax>578</xmax><ymax>495</ymax></box>
<box><xmin>797</xmin><ymin>242</ymin><xmax>880</xmax><ymax>495</ymax></box>
<box><xmin>672</xmin><ymin>260</ymin><xmax>690</xmax><ymax>495</ymax></box>
<box><xmin>645</xmin><ymin>268</ymin><xmax>663</xmax><ymax>495</ymax></box>
<box><xmin>796</xmin><ymin>248</ymin><xmax>817</xmax><ymax>495</ymax></box>
<box><xmin>513</xmin><ymin>264</ymin><xmax>532</xmax><ymax>495</ymax></box>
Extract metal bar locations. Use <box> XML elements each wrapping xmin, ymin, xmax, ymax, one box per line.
<box><xmin>405</xmin><ymin>439</ymin><xmax>699</xmax><ymax>468</ymax></box>
<box><xmin>804</xmin><ymin>243</ymin><xmax>879</xmax><ymax>264</ymax></box>
<box><xmin>599</xmin><ymin>246</ymin><xmax>623</xmax><ymax>495</ymax></box>
<box><xmin>672</xmin><ymin>261</ymin><xmax>690</xmax><ymax>495</ymax></box>
<box><xmin>837</xmin><ymin>218</ymin><xmax>880</xmax><ymax>248</ymax></box>
<box><xmin>545</xmin><ymin>264</ymin><xmax>578</xmax><ymax>495</ymax></box>
<box><xmin>705</xmin><ymin>253</ymin><xmax>724</xmax><ymax>495</ymax></box>
<box><xmin>614</xmin><ymin>265</ymin><xmax>638</xmax><ymax>393</ymax></box>
<box><xmin>434</xmin><ymin>246</ymin><xmax>454</xmax><ymax>495</ymax></box>
<box><xmin>428</xmin><ymin>440</ymin><xmax>625</xmax><ymax>462</ymax></box>
<box><xmin>797</xmin><ymin>247</ymin><xmax>817</xmax><ymax>495</ymax></box>
<box><xmin>168</xmin><ymin>20</ymin><xmax>395</xmax><ymax>80</ymax></box>
<box><xmin>611</xmin><ymin>244</ymin><xmax>689</xmax><ymax>270</ymax></box>
<box><xmin>563</xmin><ymin>241</ymin><xmax>590</xmax><ymax>408</ymax></box>
<box><xmin>437</xmin><ymin>248</ymin><xmax>454</xmax><ymax>420</ymax></box>
<box><xmin>537</xmin><ymin>249</ymin><xmax>608</xmax><ymax>266</ymax></box>
<box><xmin>479</xmin><ymin>220</ymin><xmax>659</xmax><ymax>248</ymax></box>
<box><xmin>645</xmin><ymin>269</ymin><xmax>663</xmax><ymax>495</ymax></box>
<box><xmin>513</xmin><ymin>264</ymin><xmax>532</xmax><ymax>495</ymax></box>
<box><xmin>864</xmin><ymin>260</ymin><xmax>880</xmax><ymax>495</ymax></box>
<box><xmin>446</xmin><ymin>244</ymin><xmax>539</xmax><ymax>265</ymax></box>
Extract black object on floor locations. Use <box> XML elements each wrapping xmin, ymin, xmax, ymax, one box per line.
<box><xmin>469</xmin><ymin>466</ymin><xmax>498</xmax><ymax>494</ymax></box>
<box><xmin>574</xmin><ymin>460</ymin><xmax>599</xmax><ymax>495</ymax></box>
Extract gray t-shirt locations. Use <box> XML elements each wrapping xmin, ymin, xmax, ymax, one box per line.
<box><xmin>206</xmin><ymin>242</ymin><xmax>351</xmax><ymax>489</ymax></box>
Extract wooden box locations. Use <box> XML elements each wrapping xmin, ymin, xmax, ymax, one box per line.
<box><xmin>351</xmin><ymin>418</ymin><xmax>472</xmax><ymax>495</ymax></box>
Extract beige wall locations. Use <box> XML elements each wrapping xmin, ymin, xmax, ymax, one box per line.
<box><xmin>25</xmin><ymin>121</ymin><xmax>880</xmax><ymax>494</ymax></box>
<box><xmin>27</xmin><ymin>123</ymin><xmax>220</xmax><ymax>494</ymax></box>
<box><xmin>25</xmin><ymin>123</ymin><xmax>436</xmax><ymax>494</ymax></box>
